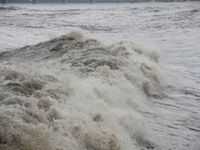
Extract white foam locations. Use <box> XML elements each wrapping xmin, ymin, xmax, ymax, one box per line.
<box><xmin>0</xmin><ymin>31</ymin><xmax>169</xmax><ymax>150</ymax></box>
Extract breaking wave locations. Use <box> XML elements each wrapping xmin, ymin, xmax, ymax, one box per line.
<box><xmin>0</xmin><ymin>31</ymin><xmax>169</xmax><ymax>150</ymax></box>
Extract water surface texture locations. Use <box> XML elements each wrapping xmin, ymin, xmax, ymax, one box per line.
<box><xmin>0</xmin><ymin>2</ymin><xmax>200</xmax><ymax>150</ymax></box>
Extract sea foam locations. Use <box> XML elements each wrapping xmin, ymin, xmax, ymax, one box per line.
<box><xmin>0</xmin><ymin>31</ymin><xmax>169</xmax><ymax>150</ymax></box>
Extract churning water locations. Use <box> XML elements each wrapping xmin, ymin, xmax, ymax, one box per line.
<box><xmin>0</xmin><ymin>2</ymin><xmax>200</xmax><ymax>150</ymax></box>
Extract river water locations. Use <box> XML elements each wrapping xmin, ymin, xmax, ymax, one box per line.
<box><xmin>0</xmin><ymin>2</ymin><xmax>200</xmax><ymax>150</ymax></box>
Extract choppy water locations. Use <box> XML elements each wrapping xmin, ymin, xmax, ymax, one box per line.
<box><xmin>0</xmin><ymin>2</ymin><xmax>200</xmax><ymax>150</ymax></box>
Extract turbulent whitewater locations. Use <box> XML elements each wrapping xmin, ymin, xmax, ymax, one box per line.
<box><xmin>0</xmin><ymin>31</ymin><xmax>169</xmax><ymax>150</ymax></box>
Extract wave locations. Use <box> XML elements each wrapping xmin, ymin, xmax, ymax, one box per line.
<box><xmin>0</xmin><ymin>6</ymin><xmax>20</xmax><ymax>11</ymax></box>
<box><xmin>0</xmin><ymin>31</ymin><xmax>169</xmax><ymax>150</ymax></box>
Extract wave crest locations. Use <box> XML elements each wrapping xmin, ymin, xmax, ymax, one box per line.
<box><xmin>0</xmin><ymin>31</ymin><xmax>168</xmax><ymax>150</ymax></box>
